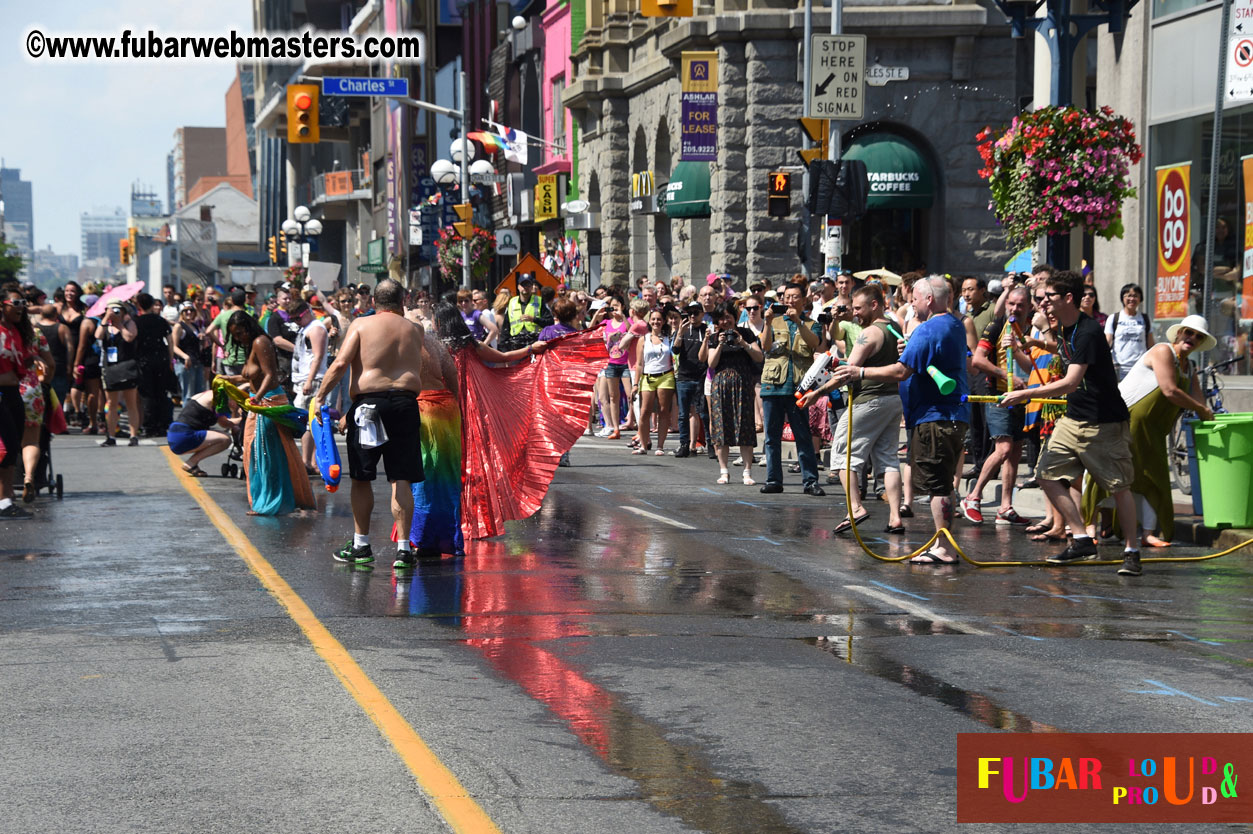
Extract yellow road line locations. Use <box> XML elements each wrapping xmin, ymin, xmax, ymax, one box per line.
<box><xmin>162</xmin><ymin>448</ymin><xmax>501</xmax><ymax>834</ymax></box>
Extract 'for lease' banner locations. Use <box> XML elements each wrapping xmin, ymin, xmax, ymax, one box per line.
<box><xmin>680</xmin><ymin>51</ymin><xmax>718</xmax><ymax>161</ymax></box>
<box><xmin>1155</xmin><ymin>163</ymin><xmax>1191</xmax><ymax>320</ymax></box>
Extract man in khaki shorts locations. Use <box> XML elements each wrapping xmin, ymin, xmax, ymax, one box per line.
<box><xmin>1002</xmin><ymin>270</ymin><xmax>1141</xmax><ymax>576</ymax></box>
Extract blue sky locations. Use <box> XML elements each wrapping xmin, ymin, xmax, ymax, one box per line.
<box><xmin>0</xmin><ymin>0</ymin><xmax>254</xmax><ymax>257</ymax></box>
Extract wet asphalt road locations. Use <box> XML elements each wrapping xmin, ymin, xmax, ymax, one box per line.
<box><xmin>2</xmin><ymin>432</ymin><xmax>1252</xmax><ymax>834</ymax></box>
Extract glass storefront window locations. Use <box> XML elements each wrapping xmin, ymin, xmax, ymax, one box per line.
<box><xmin>1147</xmin><ymin>104</ymin><xmax>1253</xmax><ymax>375</ymax></box>
<box><xmin>1154</xmin><ymin>0</ymin><xmax>1219</xmax><ymax>19</ymax></box>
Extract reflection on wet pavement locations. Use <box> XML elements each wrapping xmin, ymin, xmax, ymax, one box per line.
<box><xmin>391</xmin><ymin>555</ymin><xmax>810</xmax><ymax>834</ymax></box>
<box><xmin>805</xmin><ymin>635</ymin><xmax>1059</xmax><ymax>733</ymax></box>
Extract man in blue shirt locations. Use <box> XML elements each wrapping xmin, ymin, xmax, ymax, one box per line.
<box><xmin>758</xmin><ymin>282</ymin><xmax>827</xmax><ymax>496</ymax></box>
<box><xmin>830</xmin><ymin>275</ymin><xmax>970</xmax><ymax>563</ymax></box>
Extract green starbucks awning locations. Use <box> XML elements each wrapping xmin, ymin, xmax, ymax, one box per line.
<box><xmin>842</xmin><ymin>133</ymin><xmax>935</xmax><ymax>210</ymax></box>
<box><xmin>662</xmin><ymin>161</ymin><xmax>711</xmax><ymax>219</ymax></box>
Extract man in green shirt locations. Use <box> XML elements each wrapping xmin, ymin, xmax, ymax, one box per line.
<box><xmin>205</xmin><ymin>289</ymin><xmax>250</xmax><ymax>375</ymax></box>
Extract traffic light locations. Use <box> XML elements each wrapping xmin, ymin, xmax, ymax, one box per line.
<box><xmin>268</xmin><ymin>235</ymin><xmax>277</xmax><ymax>264</ymax></box>
<box><xmin>128</xmin><ymin>226</ymin><xmax>138</xmax><ymax>256</ymax></box>
<box><xmin>452</xmin><ymin>203</ymin><xmax>474</xmax><ymax>239</ymax></box>
<box><xmin>286</xmin><ymin>84</ymin><xmax>320</xmax><ymax>143</ymax></box>
<box><xmin>119</xmin><ymin>239</ymin><xmax>132</xmax><ymax>265</ymax></box>
<box><xmin>768</xmin><ymin>171</ymin><xmax>792</xmax><ymax>218</ymax></box>
<box><xmin>797</xmin><ymin>118</ymin><xmax>829</xmax><ymax>166</ymax></box>
<box><xmin>279</xmin><ymin>231</ymin><xmax>288</xmax><ymax>255</ymax></box>
<box><xmin>641</xmin><ymin>0</ymin><xmax>693</xmax><ymax>16</ymax></box>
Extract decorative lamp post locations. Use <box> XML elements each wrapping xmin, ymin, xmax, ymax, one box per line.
<box><xmin>281</xmin><ymin>205</ymin><xmax>322</xmax><ymax>270</ymax></box>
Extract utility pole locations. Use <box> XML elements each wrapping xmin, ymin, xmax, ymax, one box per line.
<box><xmin>825</xmin><ymin>0</ymin><xmax>844</xmax><ymax>276</ymax></box>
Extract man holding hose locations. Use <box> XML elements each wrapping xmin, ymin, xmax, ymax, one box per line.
<box><xmin>829</xmin><ymin>275</ymin><xmax>970</xmax><ymax>565</ymax></box>
<box><xmin>962</xmin><ymin>286</ymin><xmax>1035</xmax><ymax>526</ymax></box>
<box><xmin>799</xmin><ymin>284</ymin><xmax>904</xmax><ymax>536</ymax></box>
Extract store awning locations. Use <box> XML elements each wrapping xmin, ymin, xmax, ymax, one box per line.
<box><xmin>662</xmin><ymin>161</ymin><xmax>711</xmax><ymax>219</ymax></box>
<box><xmin>842</xmin><ymin>133</ymin><xmax>935</xmax><ymax>210</ymax></box>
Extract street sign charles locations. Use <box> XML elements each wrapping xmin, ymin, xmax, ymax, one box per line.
<box><xmin>806</xmin><ymin>34</ymin><xmax>866</xmax><ymax>120</ymax></box>
<box><xmin>866</xmin><ymin>63</ymin><xmax>909</xmax><ymax>87</ymax></box>
<box><xmin>321</xmin><ymin>76</ymin><xmax>409</xmax><ymax>97</ymax></box>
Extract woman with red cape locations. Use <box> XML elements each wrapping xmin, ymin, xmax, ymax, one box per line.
<box><xmin>421</xmin><ymin>300</ymin><xmax>607</xmax><ymax>545</ymax></box>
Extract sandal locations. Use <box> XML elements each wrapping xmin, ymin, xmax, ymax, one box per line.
<box><xmin>899</xmin><ymin>505</ymin><xmax>914</xmax><ymax>519</ymax></box>
<box><xmin>884</xmin><ymin>524</ymin><xmax>905</xmax><ymax>534</ymax></box>
<box><xmin>832</xmin><ymin>512</ymin><xmax>871</xmax><ymax>535</ymax></box>
<box><xmin>654</xmin><ymin>448</ymin><xmax>665</xmax><ymax>456</ymax></box>
<box><xmin>182</xmin><ymin>464</ymin><xmax>207</xmax><ymax>477</ymax></box>
<box><xmin>742</xmin><ymin>471</ymin><xmax>756</xmax><ymax>486</ymax></box>
<box><xmin>22</xmin><ymin>481</ymin><xmax>35</xmax><ymax>503</ymax></box>
<box><xmin>631</xmin><ymin>447</ymin><xmax>647</xmax><ymax>455</ymax></box>
<box><xmin>910</xmin><ymin>549</ymin><xmax>958</xmax><ymax>565</ymax></box>
<box><xmin>1030</xmin><ymin>531</ymin><xmax>1066</xmax><ymax>542</ymax></box>
<box><xmin>717</xmin><ymin>471</ymin><xmax>730</xmax><ymax>485</ymax></box>
<box><xmin>1024</xmin><ymin>522</ymin><xmax>1050</xmax><ymax>534</ymax></box>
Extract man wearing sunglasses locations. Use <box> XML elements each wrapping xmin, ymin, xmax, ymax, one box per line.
<box><xmin>1002</xmin><ymin>270</ymin><xmax>1141</xmax><ymax>576</ymax></box>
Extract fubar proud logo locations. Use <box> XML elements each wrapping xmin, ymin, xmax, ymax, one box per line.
<box><xmin>957</xmin><ymin>733</ymin><xmax>1250</xmax><ymax>823</ymax></box>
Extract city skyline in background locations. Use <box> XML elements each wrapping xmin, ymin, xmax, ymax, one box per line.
<box><xmin>0</xmin><ymin>0</ymin><xmax>253</xmax><ymax>258</ymax></box>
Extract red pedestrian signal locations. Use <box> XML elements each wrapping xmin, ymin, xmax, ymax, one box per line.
<box><xmin>768</xmin><ymin>171</ymin><xmax>792</xmax><ymax>218</ymax></box>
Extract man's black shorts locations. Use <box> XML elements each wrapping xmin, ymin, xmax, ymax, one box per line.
<box><xmin>909</xmin><ymin>420</ymin><xmax>968</xmax><ymax>497</ymax></box>
<box><xmin>346</xmin><ymin>390</ymin><xmax>425</xmax><ymax>483</ymax></box>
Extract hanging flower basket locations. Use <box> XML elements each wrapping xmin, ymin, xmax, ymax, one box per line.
<box><xmin>283</xmin><ymin>263</ymin><xmax>307</xmax><ymax>290</ymax></box>
<box><xmin>976</xmin><ymin>105</ymin><xmax>1144</xmax><ymax>251</ymax></box>
<box><xmin>435</xmin><ymin>226</ymin><xmax>496</xmax><ymax>284</ymax></box>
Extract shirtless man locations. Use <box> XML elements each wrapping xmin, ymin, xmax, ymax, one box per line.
<box><xmin>312</xmin><ymin>278</ymin><xmax>425</xmax><ymax>567</ymax></box>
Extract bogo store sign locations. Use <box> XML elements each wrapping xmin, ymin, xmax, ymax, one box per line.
<box><xmin>1154</xmin><ymin>164</ymin><xmax>1191</xmax><ymax>319</ymax></box>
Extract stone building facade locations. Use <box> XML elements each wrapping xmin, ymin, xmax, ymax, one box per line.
<box><xmin>564</xmin><ymin>0</ymin><xmax>1033</xmax><ymax>290</ymax></box>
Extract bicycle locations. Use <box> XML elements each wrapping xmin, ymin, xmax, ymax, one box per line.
<box><xmin>1169</xmin><ymin>355</ymin><xmax>1242</xmax><ymax>495</ymax></box>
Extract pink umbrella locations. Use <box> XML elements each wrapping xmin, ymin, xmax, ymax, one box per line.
<box><xmin>86</xmin><ymin>282</ymin><xmax>145</xmax><ymax>318</ymax></box>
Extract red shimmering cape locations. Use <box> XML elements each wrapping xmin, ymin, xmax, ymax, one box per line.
<box><xmin>456</xmin><ymin>326</ymin><xmax>607</xmax><ymax>540</ymax></box>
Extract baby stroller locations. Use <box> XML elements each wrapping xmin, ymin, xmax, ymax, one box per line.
<box><xmin>19</xmin><ymin>418</ymin><xmax>64</xmax><ymax>500</ymax></box>
<box><xmin>221</xmin><ymin>421</ymin><xmax>247</xmax><ymax>480</ymax></box>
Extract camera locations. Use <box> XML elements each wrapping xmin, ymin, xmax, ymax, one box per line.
<box><xmin>835</xmin><ymin>305</ymin><xmax>849</xmax><ymax>316</ymax></box>
<box><xmin>816</xmin><ymin>312</ymin><xmax>833</xmax><ymax>326</ymax></box>
<box><xmin>721</xmin><ymin>329</ymin><xmax>740</xmax><ymax>345</ymax></box>
<box><xmin>770</xmin><ymin>302</ymin><xmax>787</xmax><ymax>315</ymax></box>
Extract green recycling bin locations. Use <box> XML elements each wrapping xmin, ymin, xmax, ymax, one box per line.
<box><xmin>1192</xmin><ymin>413</ymin><xmax>1253</xmax><ymax>529</ymax></box>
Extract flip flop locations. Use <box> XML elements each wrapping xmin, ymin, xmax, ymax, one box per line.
<box><xmin>1141</xmin><ymin>535</ymin><xmax>1172</xmax><ymax>548</ymax></box>
<box><xmin>832</xmin><ymin>512</ymin><xmax>870</xmax><ymax>534</ymax></box>
<box><xmin>1024</xmin><ymin>522</ymin><xmax>1050</xmax><ymax>534</ymax></box>
<box><xmin>883</xmin><ymin>524</ymin><xmax>905</xmax><ymax>534</ymax></box>
<box><xmin>910</xmin><ymin>550</ymin><xmax>958</xmax><ymax>565</ymax></box>
<box><xmin>1030</xmin><ymin>531</ymin><xmax>1066</xmax><ymax>542</ymax></box>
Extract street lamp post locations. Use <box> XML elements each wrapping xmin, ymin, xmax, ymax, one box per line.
<box><xmin>992</xmin><ymin>0</ymin><xmax>1137</xmax><ymax>268</ymax></box>
<box><xmin>281</xmin><ymin>205</ymin><xmax>323</xmax><ymax>273</ymax></box>
<box><xmin>395</xmin><ymin>71</ymin><xmax>474</xmax><ymax>290</ymax></box>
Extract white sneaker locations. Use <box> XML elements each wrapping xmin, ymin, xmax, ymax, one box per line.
<box><xmin>732</xmin><ymin>456</ymin><xmax>744</xmax><ymax>466</ymax></box>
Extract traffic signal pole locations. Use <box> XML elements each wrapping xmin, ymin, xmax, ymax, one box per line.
<box><xmin>394</xmin><ymin>71</ymin><xmax>472</xmax><ymax>289</ymax></box>
<box><xmin>825</xmin><ymin>0</ymin><xmax>844</xmax><ymax>276</ymax></box>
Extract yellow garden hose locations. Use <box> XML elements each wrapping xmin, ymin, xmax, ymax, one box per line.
<box><xmin>838</xmin><ymin>393</ymin><xmax>1253</xmax><ymax>568</ymax></box>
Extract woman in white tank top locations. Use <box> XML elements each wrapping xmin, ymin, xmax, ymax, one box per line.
<box><xmin>633</xmin><ymin>309</ymin><xmax>676</xmax><ymax>455</ymax></box>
